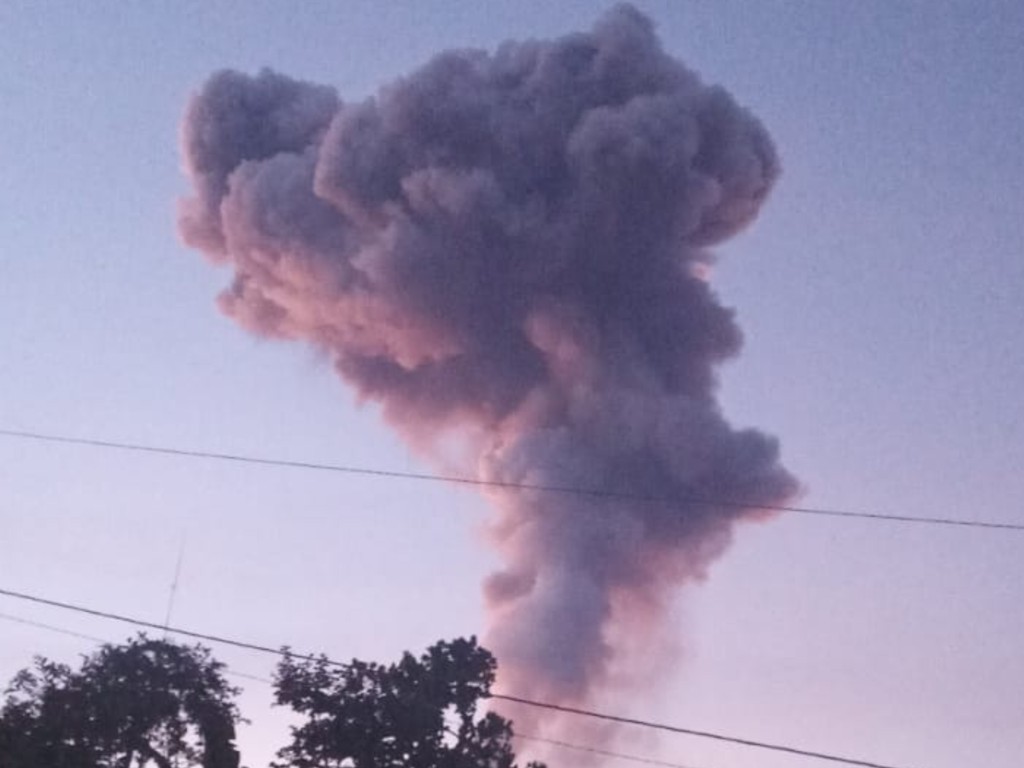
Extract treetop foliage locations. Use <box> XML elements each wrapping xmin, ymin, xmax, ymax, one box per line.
<box><xmin>274</xmin><ymin>636</ymin><xmax>543</xmax><ymax>768</ymax></box>
<box><xmin>1</xmin><ymin>634</ymin><xmax>542</xmax><ymax>768</ymax></box>
<box><xmin>0</xmin><ymin>634</ymin><xmax>240</xmax><ymax>768</ymax></box>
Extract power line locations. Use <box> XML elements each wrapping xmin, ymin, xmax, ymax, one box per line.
<box><xmin>1</xmin><ymin>427</ymin><xmax>1020</xmax><ymax>531</ymax></box>
<box><xmin>516</xmin><ymin>733</ymin><xmax>701</xmax><ymax>768</ymax></box>
<box><xmin>492</xmin><ymin>695</ymin><xmax>901</xmax><ymax>768</ymax></box>
<box><xmin>0</xmin><ymin>586</ymin><xmax>913</xmax><ymax>768</ymax></box>
<box><xmin>0</xmin><ymin>611</ymin><xmax>107</xmax><ymax>645</ymax></box>
<box><xmin>0</xmin><ymin>586</ymin><xmax>306</xmax><ymax>662</ymax></box>
<box><xmin>0</xmin><ymin>611</ymin><xmax>273</xmax><ymax>685</ymax></box>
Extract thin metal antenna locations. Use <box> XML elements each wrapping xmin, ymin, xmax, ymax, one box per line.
<box><xmin>163</xmin><ymin>533</ymin><xmax>186</xmax><ymax>638</ymax></box>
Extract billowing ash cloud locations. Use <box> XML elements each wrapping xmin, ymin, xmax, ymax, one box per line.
<box><xmin>179</xmin><ymin>1</ymin><xmax>797</xmax><ymax>736</ymax></box>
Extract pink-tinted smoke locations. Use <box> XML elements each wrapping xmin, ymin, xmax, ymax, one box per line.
<box><xmin>178</xmin><ymin>2</ymin><xmax>798</xmax><ymax>742</ymax></box>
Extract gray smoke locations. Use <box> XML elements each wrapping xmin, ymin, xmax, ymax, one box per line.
<box><xmin>179</xmin><ymin>2</ymin><xmax>797</xmax><ymax>735</ymax></box>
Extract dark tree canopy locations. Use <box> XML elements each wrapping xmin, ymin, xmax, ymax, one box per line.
<box><xmin>273</xmin><ymin>637</ymin><xmax>543</xmax><ymax>768</ymax></box>
<box><xmin>2</xmin><ymin>634</ymin><xmax>542</xmax><ymax>768</ymax></box>
<box><xmin>0</xmin><ymin>634</ymin><xmax>241</xmax><ymax>768</ymax></box>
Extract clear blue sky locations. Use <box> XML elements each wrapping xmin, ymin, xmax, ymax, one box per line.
<box><xmin>1</xmin><ymin>2</ymin><xmax>1022</xmax><ymax>767</ymax></box>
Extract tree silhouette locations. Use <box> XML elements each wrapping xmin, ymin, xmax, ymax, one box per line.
<box><xmin>273</xmin><ymin>637</ymin><xmax>543</xmax><ymax>768</ymax></box>
<box><xmin>0</xmin><ymin>634</ymin><xmax>241</xmax><ymax>768</ymax></box>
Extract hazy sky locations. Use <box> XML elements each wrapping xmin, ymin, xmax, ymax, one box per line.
<box><xmin>1</xmin><ymin>3</ymin><xmax>1022</xmax><ymax>767</ymax></box>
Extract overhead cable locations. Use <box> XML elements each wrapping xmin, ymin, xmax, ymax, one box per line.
<box><xmin>1</xmin><ymin>428</ymin><xmax>1020</xmax><ymax>531</ymax></box>
<box><xmin>0</xmin><ymin>610</ymin><xmax>271</xmax><ymax>684</ymax></box>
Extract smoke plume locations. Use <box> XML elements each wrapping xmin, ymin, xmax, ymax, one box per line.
<box><xmin>179</xmin><ymin>2</ymin><xmax>797</xmax><ymax>737</ymax></box>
